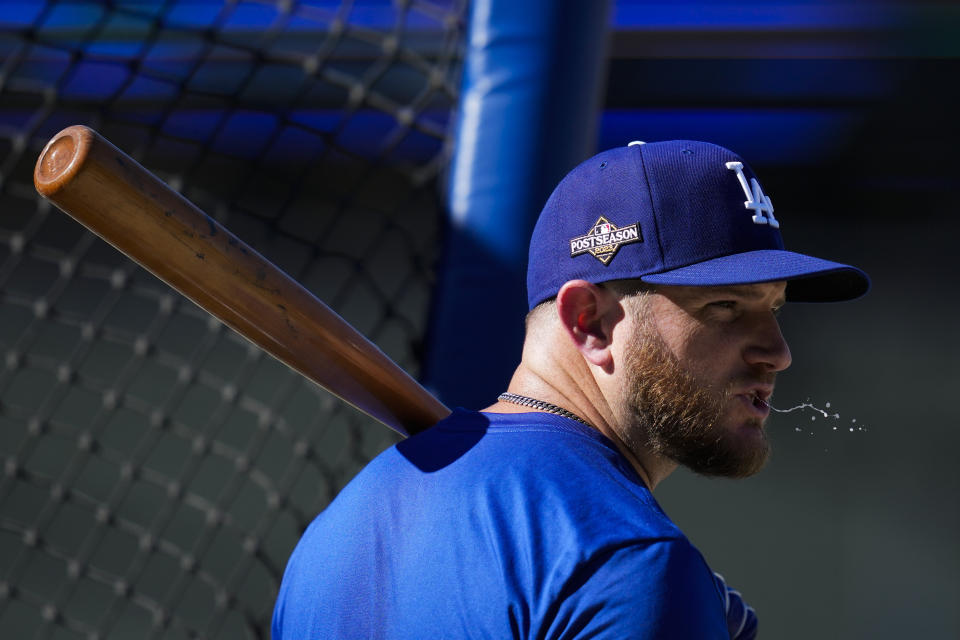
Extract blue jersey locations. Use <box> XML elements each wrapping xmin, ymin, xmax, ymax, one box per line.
<box><xmin>272</xmin><ymin>409</ymin><xmax>729</xmax><ymax>639</ymax></box>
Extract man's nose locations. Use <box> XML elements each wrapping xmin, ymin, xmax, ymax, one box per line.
<box><xmin>743</xmin><ymin>313</ymin><xmax>792</xmax><ymax>372</ymax></box>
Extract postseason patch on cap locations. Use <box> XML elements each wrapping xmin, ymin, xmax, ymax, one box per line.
<box><xmin>569</xmin><ymin>216</ymin><xmax>642</xmax><ymax>265</ymax></box>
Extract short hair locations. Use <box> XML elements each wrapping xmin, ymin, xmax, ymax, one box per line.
<box><xmin>525</xmin><ymin>297</ymin><xmax>556</xmax><ymax>333</ymax></box>
<box><xmin>524</xmin><ymin>279</ymin><xmax>655</xmax><ymax>333</ymax></box>
<box><xmin>601</xmin><ymin>278</ymin><xmax>655</xmax><ymax>300</ymax></box>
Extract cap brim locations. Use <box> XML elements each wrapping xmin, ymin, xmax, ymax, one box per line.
<box><xmin>639</xmin><ymin>249</ymin><xmax>870</xmax><ymax>302</ymax></box>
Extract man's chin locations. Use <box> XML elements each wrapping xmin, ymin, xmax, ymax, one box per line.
<box><xmin>677</xmin><ymin>420</ymin><xmax>771</xmax><ymax>479</ymax></box>
<box><xmin>730</xmin><ymin>416</ymin><xmax>769</xmax><ymax>444</ymax></box>
<box><xmin>715</xmin><ymin>425</ymin><xmax>771</xmax><ymax>478</ymax></box>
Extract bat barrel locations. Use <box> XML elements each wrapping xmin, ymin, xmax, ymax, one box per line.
<box><xmin>35</xmin><ymin>125</ymin><xmax>86</xmax><ymax>195</ymax></box>
<box><xmin>34</xmin><ymin>125</ymin><xmax>450</xmax><ymax>436</ymax></box>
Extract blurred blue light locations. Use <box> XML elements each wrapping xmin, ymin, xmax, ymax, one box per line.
<box><xmin>599</xmin><ymin>108</ymin><xmax>863</xmax><ymax>166</ymax></box>
<box><xmin>163</xmin><ymin>2</ymin><xmax>225</xmax><ymax>28</ymax></box>
<box><xmin>60</xmin><ymin>60</ymin><xmax>131</xmax><ymax>100</ymax></box>
<box><xmin>0</xmin><ymin>0</ymin><xmax>906</xmax><ymax>31</ymax></box>
<box><xmin>612</xmin><ymin>1</ymin><xmax>900</xmax><ymax>30</ymax></box>
<box><xmin>164</xmin><ymin>109</ymin><xmax>225</xmax><ymax>142</ymax></box>
<box><xmin>1</xmin><ymin>1</ymin><xmax>44</xmax><ymax>27</ymax></box>
<box><xmin>0</xmin><ymin>0</ymin><xmax>909</xmax><ymax>167</ymax></box>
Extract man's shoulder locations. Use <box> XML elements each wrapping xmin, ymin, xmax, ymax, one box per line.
<box><xmin>275</xmin><ymin>410</ymin><xmax>713</xmax><ymax>640</ymax></box>
<box><xmin>352</xmin><ymin>409</ymin><xmax>684</xmax><ymax>542</ymax></box>
<box><xmin>392</xmin><ymin>408</ymin><xmax>629</xmax><ymax>471</ymax></box>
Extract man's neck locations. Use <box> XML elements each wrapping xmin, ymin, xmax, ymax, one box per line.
<box><xmin>482</xmin><ymin>363</ymin><xmax>676</xmax><ymax>490</ymax></box>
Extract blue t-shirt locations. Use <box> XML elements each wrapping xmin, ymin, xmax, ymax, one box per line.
<box><xmin>272</xmin><ymin>409</ymin><xmax>729</xmax><ymax>639</ymax></box>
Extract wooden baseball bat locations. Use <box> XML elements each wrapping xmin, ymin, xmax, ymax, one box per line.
<box><xmin>34</xmin><ymin>125</ymin><xmax>450</xmax><ymax>436</ymax></box>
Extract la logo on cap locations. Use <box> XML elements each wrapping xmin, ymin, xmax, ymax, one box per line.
<box><xmin>726</xmin><ymin>161</ymin><xmax>780</xmax><ymax>228</ymax></box>
<box><xmin>569</xmin><ymin>216</ymin><xmax>643</xmax><ymax>265</ymax></box>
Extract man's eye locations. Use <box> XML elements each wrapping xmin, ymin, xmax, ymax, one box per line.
<box><xmin>708</xmin><ymin>301</ymin><xmax>737</xmax><ymax>310</ymax></box>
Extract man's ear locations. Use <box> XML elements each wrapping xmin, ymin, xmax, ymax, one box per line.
<box><xmin>556</xmin><ymin>280</ymin><xmax>624</xmax><ymax>373</ymax></box>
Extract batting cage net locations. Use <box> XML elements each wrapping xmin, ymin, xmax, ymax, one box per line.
<box><xmin>0</xmin><ymin>1</ymin><xmax>465</xmax><ymax>637</ymax></box>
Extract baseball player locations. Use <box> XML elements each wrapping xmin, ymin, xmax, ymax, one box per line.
<box><xmin>272</xmin><ymin>140</ymin><xmax>869</xmax><ymax>638</ymax></box>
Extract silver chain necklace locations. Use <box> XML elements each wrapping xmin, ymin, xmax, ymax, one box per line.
<box><xmin>497</xmin><ymin>392</ymin><xmax>592</xmax><ymax>427</ymax></box>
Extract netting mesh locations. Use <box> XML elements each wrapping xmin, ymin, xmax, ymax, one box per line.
<box><xmin>0</xmin><ymin>1</ymin><xmax>465</xmax><ymax>637</ymax></box>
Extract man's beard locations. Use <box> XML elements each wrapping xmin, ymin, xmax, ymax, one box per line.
<box><xmin>618</xmin><ymin>319</ymin><xmax>771</xmax><ymax>479</ymax></box>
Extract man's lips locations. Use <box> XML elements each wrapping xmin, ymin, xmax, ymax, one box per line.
<box><xmin>735</xmin><ymin>383</ymin><xmax>774</xmax><ymax>403</ymax></box>
<box><xmin>733</xmin><ymin>387</ymin><xmax>774</xmax><ymax>419</ymax></box>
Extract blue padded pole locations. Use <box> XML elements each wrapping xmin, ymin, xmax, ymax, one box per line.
<box><xmin>423</xmin><ymin>0</ymin><xmax>611</xmax><ymax>409</ymax></box>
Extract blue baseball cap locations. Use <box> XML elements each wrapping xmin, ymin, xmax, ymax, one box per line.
<box><xmin>527</xmin><ymin>140</ymin><xmax>870</xmax><ymax>309</ymax></box>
